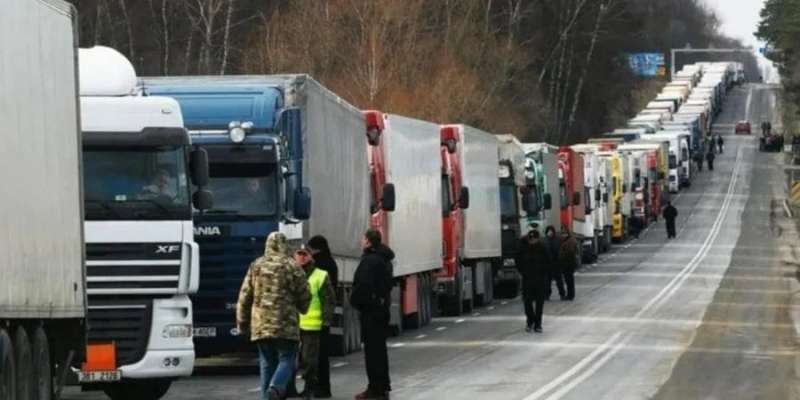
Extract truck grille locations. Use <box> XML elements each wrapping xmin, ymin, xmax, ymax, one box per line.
<box><xmin>192</xmin><ymin>236</ymin><xmax>263</xmax><ymax>325</ymax></box>
<box><xmin>86</xmin><ymin>243</ymin><xmax>183</xmax><ymax>295</ymax></box>
<box><xmin>87</xmin><ymin>301</ymin><xmax>152</xmax><ymax>366</ymax></box>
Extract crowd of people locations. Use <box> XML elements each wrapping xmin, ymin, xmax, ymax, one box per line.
<box><xmin>236</xmin><ymin>229</ymin><xmax>394</xmax><ymax>400</ymax></box>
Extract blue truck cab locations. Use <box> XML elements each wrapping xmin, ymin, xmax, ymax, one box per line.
<box><xmin>142</xmin><ymin>80</ymin><xmax>310</xmax><ymax>356</ymax></box>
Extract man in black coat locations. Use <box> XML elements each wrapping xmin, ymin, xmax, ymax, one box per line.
<box><xmin>663</xmin><ymin>202</ymin><xmax>678</xmax><ymax>239</ymax></box>
<box><xmin>706</xmin><ymin>150</ymin><xmax>715</xmax><ymax>171</ymax></box>
<box><xmin>516</xmin><ymin>230</ymin><xmax>550</xmax><ymax>333</ymax></box>
<box><xmin>543</xmin><ymin>226</ymin><xmax>566</xmax><ymax>300</ymax></box>
<box><xmin>351</xmin><ymin>229</ymin><xmax>394</xmax><ymax>400</ymax></box>
<box><xmin>307</xmin><ymin>235</ymin><xmax>338</xmax><ymax>398</ymax></box>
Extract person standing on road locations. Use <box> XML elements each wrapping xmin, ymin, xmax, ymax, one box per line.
<box><xmin>351</xmin><ymin>230</ymin><xmax>394</xmax><ymax>400</ymax></box>
<box><xmin>294</xmin><ymin>246</ymin><xmax>336</xmax><ymax>400</ymax></box>
<box><xmin>543</xmin><ymin>226</ymin><xmax>566</xmax><ymax>301</ymax></box>
<box><xmin>306</xmin><ymin>235</ymin><xmax>338</xmax><ymax>398</ymax></box>
<box><xmin>706</xmin><ymin>150</ymin><xmax>716</xmax><ymax>171</ymax></box>
<box><xmin>717</xmin><ymin>134</ymin><xmax>724</xmax><ymax>154</ymax></box>
<box><xmin>559</xmin><ymin>226</ymin><xmax>580</xmax><ymax>301</ymax></box>
<box><xmin>516</xmin><ymin>230</ymin><xmax>550</xmax><ymax>333</ymax></box>
<box><xmin>693</xmin><ymin>150</ymin><xmax>704</xmax><ymax>172</ymax></box>
<box><xmin>237</xmin><ymin>232</ymin><xmax>311</xmax><ymax>400</ymax></box>
<box><xmin>663</xmin><ymin>202</ymin><xmax>679</xmax><ymax>239</ymax></box>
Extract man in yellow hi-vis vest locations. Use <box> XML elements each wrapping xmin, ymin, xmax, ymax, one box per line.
<box><xmin>294</xmin><ymin>246</ymin><xmax>336</xmax><ymax>399</ymax></box>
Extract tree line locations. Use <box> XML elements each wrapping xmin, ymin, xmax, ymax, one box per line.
<box><xmin>758</xmin><ymin>0</ymin><xmax>800</xmax><ymax>115</ymax></box>
<box><xmin>69</xmin><ymin>0</ymin><xmax>746</xmax><ymax>144</ymax></box>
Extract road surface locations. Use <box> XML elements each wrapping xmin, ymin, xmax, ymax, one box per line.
<box><xmin>65</xmin><ymin>83</ymin><xmax>800</xmax><ymax>399</ymax></box>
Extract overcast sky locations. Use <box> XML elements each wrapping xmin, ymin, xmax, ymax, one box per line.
<box><xmin>702</xmin><ymin>0</ymin><xmax>765</xmax><ymax>48</ymax></box>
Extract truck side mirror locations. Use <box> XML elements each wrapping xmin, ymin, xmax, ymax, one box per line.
<box><xmin>622</xmin><ymin>183</ymin><xmax>628</xmax><ymax>194</ymax></box>
<box><xmin>381</xmin><ymin>183</ymin><xmax>396</xmax><ymax>212</ymax></box>
<box><xmin>521</xmin><ymin>188</ymin><xmax>531</xmax><ymax>213</ymax></box>
<box><xmin>293</xmin><ymin>187</ymin><xmax>311</xmax><ymax>220</ymax></box>
<box><xmin>543</xmin><ymin>193</ymin><xmax>552</xmax><ymax>210</ymax></box>
<box><xmin>594</xmin><ymin>189</ymin><xmax>601</xmax><ymax>202</ymax></box>
<box><xmin>193</xmin><ymin>189</ymin><xmax>213</xmax><ymax>210</ymax></box>
<box><xmin>573</xmin><ymin>192</ymin><xmax>581</xmax><ymax>206</ymax></box>
<box><xmin>459</xmin><ymin>187</ymin><xmax>470</xmax><ymax>209</ymax></box>
<box><xmin>190</xmin><ymin>148</ymin><xmax>210</xmax><ymax>187</ymax></box>
<box><xmin>603</xmin><ymin>193</ymin><xmax>609</xmax><ymax>203</ymax></box>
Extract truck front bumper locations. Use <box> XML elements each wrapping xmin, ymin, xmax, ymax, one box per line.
<box><xmin>120</xmin><ymin>296</ymin><xmax>195</xmax><ymax>379</ymax></box>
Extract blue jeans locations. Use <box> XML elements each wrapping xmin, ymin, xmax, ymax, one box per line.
<box><xmin>256</xmin><ymin>338</ymin><xmax>298</xmax><ymax>399</ymax></box>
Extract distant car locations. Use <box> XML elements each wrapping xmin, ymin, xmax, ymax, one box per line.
<box><xmin>735</xmin><ymin>120</ymin><xmax>751</xmax><ymax>135</ymax></box>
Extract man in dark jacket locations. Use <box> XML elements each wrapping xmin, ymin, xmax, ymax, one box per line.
<box><xmin>706</xmin><ymin>150</ymin><xmax>715</xmax><ymax>171</ymax></box>
<box><xmin>516</xmin><ymin>230</ymin><xmax>550</xmax><ymax>333</ymax></box>
<box><xmin>307</xmin><ymin>235</ymin><xmax>338</xmax><ymax>398</ymax></box>
<box><xmin>693</xmin><ymin>151</ymin><xmax>704</xmax><ymax>172</ymax></box>
<box><xmin>350</xmin><ymin>229</ymin><xmax>394</xmax><ymax>400</ymax></box>
<box><xmin>663</xmin><ymin>202</ymin><xmax>679</xmax><ymax>239</ymax></box>
<box><xmin>543</xmin><ymin>226</ymin><xmax>566</xmax><ymax>300</ymax></box>
<box><xmin>717</xmin><ymin>135</ymin><xmax>724</xmax><ymax>154</ymax></box>
<box><xmin>559</xmin><ymin>227</ymin><xmax>580</xmax><ymax>301</ymax></box>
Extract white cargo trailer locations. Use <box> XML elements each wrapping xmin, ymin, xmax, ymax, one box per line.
<box><xmin>458</xmin><ymin>126</ymin><xmax>502</xmax><ymax>308</ymax></box>
<box><xmin>1</xmin><ymin>0</ymin><xmax>85</xmax><ymax>397</ymax></box>
<box><xmin>381</xmin><ymin>114</ymin><xmax>443</xmax><ymax>330</ymax></box>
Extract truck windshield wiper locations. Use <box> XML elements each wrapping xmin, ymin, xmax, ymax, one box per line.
<box><xmin>129</xmin><ymin>199</ymin><xmax>173</xmax><ymax>215</ymax></box>
<box><xmin>86</xmin><ymin>200</ymin><xmax>122</xmax><ymax>218</ymax></box>
<box><xmin>203</xmin><ymin>209</ymin><xmax>241</xmax><ymax>215</ymax></box>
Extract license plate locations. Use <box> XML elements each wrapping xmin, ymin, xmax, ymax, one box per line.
<box><xmin>193</xmin><ymin>327</ymin><xmax>217</xmax><ymax>337</ymax></box>
<box><xmin>78</xmin><ymin>370</ymin><xmax>121</xmax><ymax>383</ymax></box>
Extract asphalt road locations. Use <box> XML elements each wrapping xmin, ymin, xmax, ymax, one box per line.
<box><xmin>64</xmin><ymin>84</ymin><xmax>800</xmax><ymax>399</ymax></box>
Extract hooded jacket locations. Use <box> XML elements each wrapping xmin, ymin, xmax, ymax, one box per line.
<box><xmin>236</xmin><ymin>232</ymin><xmax>311</xmax><ymax>342</ymax></box>
<box><xmin>350</xmin><ymin>244</ymin><xmax>395</xmax><ymax>315</ymax></box>
<box><xmin>308</xmin><ymin>235</ymin><xmax>340</xmax><ymax>289</ymax></box>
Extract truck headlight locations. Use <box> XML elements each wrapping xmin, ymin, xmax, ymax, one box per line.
<box><xmin>229</xmin><ymin>126</ymin><xmax>246</xmax><ymax>143</ymax></box>
<box><xmin>162</xmin><ymin>324</ymin><xmax>193</xmax><ymax>339</ymax></box>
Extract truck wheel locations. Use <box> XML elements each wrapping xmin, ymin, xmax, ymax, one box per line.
<box><xmin>102</xmin><ymin>379</ymin><xmax>172</xmax><ymax>400</ymax></box>
<box><xmin>30</xmin><ymin>327</ymin><xmax>51</xmax><ymax>400</ymax></box>
<box><xmin>0</xmin><ymin>329</ymin><xmax>16</xmax><ymax>400</ymax></box>
<box><xmin>403</xmin><ymin>278</ymin><xmax>424</xmax><ymax>330</ymax></box>
<box><xmin>442</xmin><ymin>271</ymin><xmax>464</xmax><ymax>317</ymax></box>
<box><xmin>13</xmin><ymin>327</ymin><xmax>33</xmax><ymax>400</ymax></box>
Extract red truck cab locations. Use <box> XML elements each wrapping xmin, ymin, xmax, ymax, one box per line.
<box><xmin>436</xmin><ymin>125</ymin><xmax>469</xmax><ymax>315</ymax></box>
<box><xmin>364</xmin><ymin>110</ymin><xmax>392</xmax><ymax>239</ymax></box>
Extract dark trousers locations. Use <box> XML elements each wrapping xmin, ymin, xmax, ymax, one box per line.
<box><xmin>708</xmin><ymin>159</ymin><xmax>714</xmax><ymax>171</ymax></box>
<box><xmin>361</xmin><ymin>312</ymin><xmax>391</xmax><ymax>393</ymax></box>
<box><xmin>666</xmin><ymin>220</ymin><xmax>676</xmax><ymax>238</ymax></box>
<box><xmin>298</xmin><ymin>330</ymin><xmax>321</xmax><ymax>392</ymax></box>
<box><xmin>522</xmin><ymin>288</ymin><xmax>544</xmax><ymax>329</ymax></box>
<box><xmin>562</xmin><ymin>268</ymin><xmax>575</xmax><ymax>300</ymax></box>
<box><xmin>317</xmin><ymin>327</ymin><xmax>331</xmax><ymax>392</ymax></box>
<box><xmin>547</xmin><ymin>270</ymin><xmax>566</xmax><ymax>299</ymax></box>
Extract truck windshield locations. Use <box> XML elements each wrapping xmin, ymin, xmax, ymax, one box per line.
<box><xmin>499</xmin><ymin>183</ymin><xmax>518</xmax><ymax>219</ymax></box>
<box><xmin>83</xmin><ymin>146</ymin><xmax>191</xmax><ymax>220</ymax></box>
<box><xmin>668</xmin><ymin>154</ymin><xmax>677</xmax><ymax>169</ymax></box>
<box><xmin>201</xmin><ymin>163</ymin><xmax>278</xmax><ymax>218</ymax></box>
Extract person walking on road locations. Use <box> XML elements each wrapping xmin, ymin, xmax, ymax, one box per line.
<box><xmin>351</xmin><ymin>230</ymin><xmax>394</xmax><ymax>400</ymax></box>
<box><xmin>559</xmin><ymin>226</ymin><xmax>580</xmax><ymax>301</ymax></box>
<box><xmin>516</xmin><ymin>230</ymin><xmax>550</xmax><ymax>333</ymax></box>
<box><xmin>292</xmin><ymin>246</ymin><xmax>336</xmax><ymax>400</ymax></box>
<box><xmin>543</xmin><ymin>226</ymin><xmax>566</xmax><ymax>300</ymax></box>
<box><xmin>306</xmin><ymin>235</ymin><xmax>338</xmax><ymax>398</ymax></box>
<box><xmin>237</xmin><ymin>232</ymin><xmax>311</xmax><ymax>400</ymax></box>
<box><xmin>717</xmin><ymin>134</ymin><xmax>724</xmax><ymax>154</ymax></box>
<box><xmin>706</xmin><ymin>150</ymin><xmax>716</xmax><ymax>171</ymax></box>
<box><xmin>663</xmin><ymin>202</ymin><xmax>679</xmax><ymax>239</ymax></box>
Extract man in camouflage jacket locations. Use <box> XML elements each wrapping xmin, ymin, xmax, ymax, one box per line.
<box><xmin>237</xmin><ymin>232</ymin><xmax>311</xmax><ymax>400</ymax></box>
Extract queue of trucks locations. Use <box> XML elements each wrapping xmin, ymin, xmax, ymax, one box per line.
<box><xmin>1</xmin><ymin>2</ymin><xmax>742</xmax><ymax>399</ymax></box>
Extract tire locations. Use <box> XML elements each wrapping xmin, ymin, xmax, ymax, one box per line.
<box><xmin>0</xmin><ymin>328</ymin><xmax>16</xmax><ymax>400</ymax></box>
<box><xmin>102</xmin><ymin>379</ymin><xmax>172</xmax><ymax>400</ymax></box>
<box><xmin>13</xmin><ymin>327</ymin><xmax>33</xmax><ymax>400</ymax></box>
<box><xmin>403</xmin><ymin>277</ymin><xmax>424</xmax><ymax>330</ymax></box>
<box><xmin>30</xmin><ymin>327</ymin><xmax>51</xmax><ymax>400</ymax></box>
<box><xmin>442</xmin><ymin>270</ymin><xmax>464</xmax><ymax>316</ymax></box>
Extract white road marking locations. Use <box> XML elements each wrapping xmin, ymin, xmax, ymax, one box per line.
<box><xmin>390</xmin><ymin>343</ymin><xmax>406</xmax><ymax>348</ymax></box>
<box><xmin>501</xmin><ymin>301</ymin><xmax>508</xmax><ymax>305</ymax></box>
<box><xmin>455</xmin><ymin>319</ymin><xmax>465</xmax><ymax>324</ymax></box>
<box><xmin>248</xmin><ymin>387</ymin><xmax>261</xmax><ymax>393</ymax></box>
<box><xmin>472</xmin><ymin>312</ymin><xmax>481</xmax><ymax>316</ymax></box>
<box><xmin>525</xmin><ymin>147</ymin><xmax>745</xmax><ymax>400</ymax></box>
<box><xmin>436</xmin><ymin>326</ymin><xmax>447</xmax><ymax>331</ymax></box>
<box><xmin>488</xmin><ymin>306</ymin><xmax>495</xmax><ymax>311</ymax></box>
<box><xmin>415</xmin><ymin>334</ymin><xmax>427</xmax><ymax>339</ymax></box>
<box><xmin>332</xmin><ymin>362</ymin><xmax>348</xmax><ymax>368</ymax></box>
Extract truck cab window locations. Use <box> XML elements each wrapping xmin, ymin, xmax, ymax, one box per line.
<box><xmin>200</xmin><ymin>163</ymin><xmax>278</xmax><ymax>218</ymax></box>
